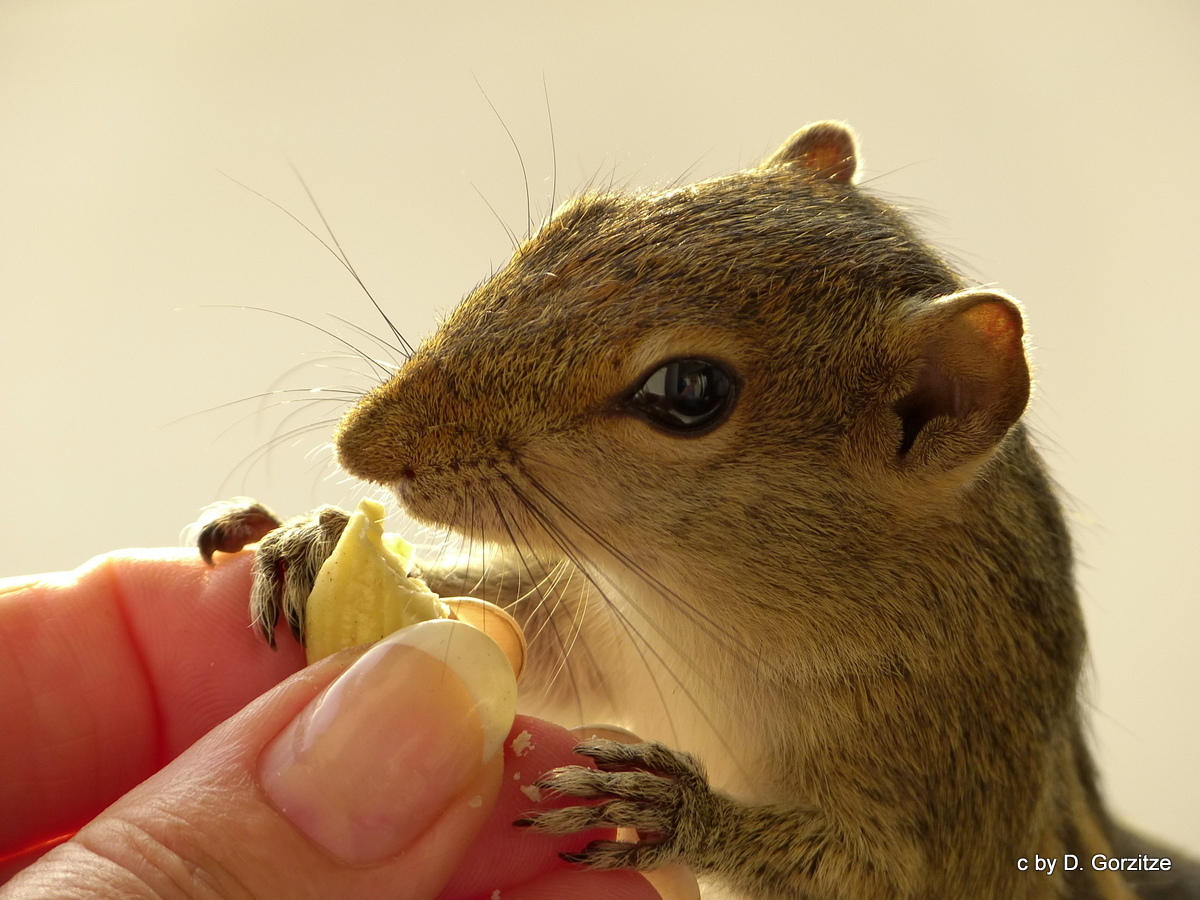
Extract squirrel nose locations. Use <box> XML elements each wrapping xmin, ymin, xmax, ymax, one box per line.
<box><xmin>395</xmin><ymin>465</ymin><xmax>418</xmax><ymax>504</ymax></box>
<box><xmin>334</xmin><ymin>383</ymin><xmax>416</xmax><ymax>486</ymax></box>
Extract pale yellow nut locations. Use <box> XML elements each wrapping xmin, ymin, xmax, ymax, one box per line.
<box><xmin>304</xmin><ymin>498</ymin><xmax>526</xmax><ymax>681</ymax></box>
<box><xmin>304</xmin><ymin>498</ymin><xmax>446</xmax><ymax>664</ymax></box>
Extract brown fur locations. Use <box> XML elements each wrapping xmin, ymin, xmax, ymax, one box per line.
<box><xmin>227</xmin><ymin>123</ymin><xmax>1199</xmax><ymax>898</ymax></box>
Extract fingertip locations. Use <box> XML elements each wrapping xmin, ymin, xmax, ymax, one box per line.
<box><xmin>0</xmin><ymin>548</ymin><xmax>305</xmax><ymax>860</ymax></box>
<box><xmin>438</xmin><ymin>716</ymin><xmax>630</xmax><ymax>899</ymax></box>
<box><xmin>104</xmin><ymin>548</ymin><xmax>306</xmax><ymax>753</ymax></box>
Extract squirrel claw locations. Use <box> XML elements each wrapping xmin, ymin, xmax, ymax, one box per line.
<box><xmin>527</xmin><ymin>739</ymin><xmax>715</xmax><ymax>872</ymax></box>
<box><xmin>193</xmin><ymin>498</ymin><xmax>282</xmax><ymax>565</ymax></box>
<box><xmin>191</xmin><ymin>499</ymin><xmax>349</xmax><ymax>648</ymax></box>
<box><xmin>560</xmin><ymin>839</ymin><xmax>661</xmax><ymax>870</ymax></box>
<box><xmin>570</xmin><ymin>738</ymin><xmax>704</xmax><ymax>778</ymax></box>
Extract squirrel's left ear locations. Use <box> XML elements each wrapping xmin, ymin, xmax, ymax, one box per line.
<box><xmin>891</xmin><ymin>289</ymin><xmax>1031</xmax><ymax>471</ymax></box>
<box><xmin>763</xmin><ymin>121</ymin><xmax>858</xmax><ymax>184</ymax></box>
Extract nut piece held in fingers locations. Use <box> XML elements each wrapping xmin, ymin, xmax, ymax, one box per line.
<box><xmin>304</xmin><ymin>498</ymin><xmax>526</xmax><ymax>679</ymax></box>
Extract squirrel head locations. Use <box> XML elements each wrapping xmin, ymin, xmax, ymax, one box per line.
<box><xmin>335</xmin><ymin>122</ymin><xmax>1032</xmax><ymax>652</ymax></box>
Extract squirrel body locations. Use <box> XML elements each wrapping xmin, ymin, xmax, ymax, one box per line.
<box><xmin>203</xmin><ymin>122</ymin><xmax>1200</xmax><ymax>898</ymax></box>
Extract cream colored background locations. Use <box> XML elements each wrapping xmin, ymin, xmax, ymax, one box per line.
<box><xmin>2</xmin><ymin>0</ymin><xmax>1197</xmax><ymax>856</ymax></box>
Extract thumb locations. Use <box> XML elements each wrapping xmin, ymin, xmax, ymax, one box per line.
<box><xmin>3</xmin><ymin>619</ymin><xmax>515</xmax><ymax>900</ymax></box>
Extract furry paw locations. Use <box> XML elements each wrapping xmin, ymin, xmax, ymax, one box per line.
<box><xmin>194</xmin><ymin>499</ymin><xmax>349</xmax><ymax>647</ymax></box>
<box><xmin>520</xmin><ymin>739</ymin><xmax>717</xmax><ymax>871</ymax></box>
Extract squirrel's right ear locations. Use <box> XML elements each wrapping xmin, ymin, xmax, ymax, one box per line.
<box><xmin>763</xmin><ymin>121</ymin><xmax>858</xmax><ymax>184</ymax></box>
<box><xmin>890</xmin><ymin>289</ymin><xmax>1031</xmax><ymax>472</ymax></box>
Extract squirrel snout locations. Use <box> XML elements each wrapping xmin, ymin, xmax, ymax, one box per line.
<box><xmin>334</xmin><ymin>370</ymin><xmax>510</xmax><ymax>530</ymax></box>
<box><xmin>334</xmin><ymin>353</ymin><xmax>447</xmax><ymax>483</ymax></box>
<box><xmin>334</xmin><ymin>380</ymin><xmax>421</xmax><ymax>487</ymax></box>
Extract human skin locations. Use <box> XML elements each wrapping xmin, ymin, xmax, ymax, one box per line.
<box><xmin>0</xmin><ymin>548</ymin><xmax>664</xmax><ymax>899</ymax></box>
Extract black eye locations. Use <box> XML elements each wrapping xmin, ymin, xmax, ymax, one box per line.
<box><xmin>625</xmin><ymin>358</ymin><xmax>737</xmax><ymax>434</ymax></box>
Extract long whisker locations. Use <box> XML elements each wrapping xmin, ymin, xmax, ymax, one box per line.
<box><xmin>264</xmin><ymin>352</ymin><xmax>379</xmax><ymax>392</ymax></box>
<box><xmin>165</xmin><ymin>388</ymin><xmax>359</xmax><ymax>428</ymax></box>
<box><xmin>328</xmin><ymin>315</ymin><xmax>404</xmax><ymax>372</ymax></box>
<box><xmin>217</xmin><ymin>169</ymin><xmax>414</xmax><ymax>361</ymax></box>
<box><xmin>465</xmin><ymin>491</ymin><xmax>481</xmax><ymax>598</ymax></box>
<box><xmin>268</xmin><ymin>394</ymin><xmax>351</xmax><ymax>447</ymax></box>
<box><xmin>502</xmin><ymin>524</ymin><xmax>610</xmax><ymax>711</ymax></box>
<box><xmin>524</xmin><ymin>559</ymin><xmax>581</xmax><ymax>659</ymax></box>
<box><xmin>486</xmin><ymin>485</ymin><xmax>587</xmax><ymax>723</ymax></box>
<box><xmin>205</xmin><ymin>397</ymin><xmax>346</xmax><ymax>450</ymax></box>
<box><xmin>473</xmin><ymin>74</ymin><xmax>533</xmax><ymax>238</ymax></box>
<box><xmin>194</xmin><ymin>305</ymin><xmax>394</xmax><ymax>382</ymax></box>
<box><xmin>470</xmin><ymin>182</ymin><xmax>520</xmax><ymax>251</ymax></box>
<box><xmin>301</xmin><ymin>447</ymin><xmax>344</xmax><ymax>497</ymax></box>
<box><xmin>513</xmin><ymin>478</ymin><xmax>753</xmax><ymax>780</ymax></box>
<box><xmin>501</xmin><ymin>476</ymin><xmax>691</xmax><ymax>747</ymax></box>
<box><xmin>519</xmin><ymin>467</ymin><xmax>753</xmax><ymax>660</ymax></box>
<box><xmin>282</xmin><ymin>158</ymin><xmax>415</xmax><ymax>360</ymax></box>
<box><xmin>218</xmin><ymin>420</ymin><xmax>342</xmax><ymax>495</ymax></box>
<box><xmin>493</xmin><ymin>484</ymin><xmax>622</xmax><ymax>721</ymax></box>
<box><xmin>227</xmin><ymin>418</ymin><xmax>339</xmax><ymax>472</ymax></box>
<box><xmin>542</xmin><ymin>73</ymin><xmax>557</xmax><ymax>215</ymax></box>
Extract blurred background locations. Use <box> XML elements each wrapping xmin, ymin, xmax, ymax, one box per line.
<box><xmin>2</xmin><ymin>0</ymin><xmax>1197</xmax><ymax>855</ymax></box>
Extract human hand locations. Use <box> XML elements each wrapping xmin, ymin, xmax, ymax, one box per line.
<box><xmin>0</xmin><ymin>548</ymin><xmax>678</xmax><ymax>898</ymax></box>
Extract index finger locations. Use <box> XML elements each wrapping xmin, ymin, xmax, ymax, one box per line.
<box><xmin>0</xmin><ymin>549</ymin><xmax>305</xmax><ymax>859</ymax></box>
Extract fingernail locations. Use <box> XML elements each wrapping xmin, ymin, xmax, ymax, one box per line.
<box><xmin>258</xmin><ymin>619</ymin><xmax>517</xmax><ymax>864</ymax></box>
<box><xmin>569</xmin><ymin>723</ymin><xmax>643</xmax><ymax>744</ymax></box>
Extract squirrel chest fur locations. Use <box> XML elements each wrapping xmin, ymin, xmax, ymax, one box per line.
<box><xmin>202</xmin><ymin>122</ymin><xmax>1198</xmax><ymax>899</ymax></box>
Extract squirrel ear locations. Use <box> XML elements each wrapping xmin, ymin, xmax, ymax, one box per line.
<box><xmin>763</xmin><ymin>121</ymin><xmax>859</xmax><ymax>184</ymax></box>
<box><xmin>892</xmin><ymin>289</ymin><xmax>1031</xmax><ymax>470</ymax></box>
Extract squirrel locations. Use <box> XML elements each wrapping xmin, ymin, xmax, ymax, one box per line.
<box><xmin>197</xmin><ymin>121</ymin><xmax>1200</xmax><ymax>899</ymax></box>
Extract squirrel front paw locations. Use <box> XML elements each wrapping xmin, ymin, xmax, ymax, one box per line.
<box><xmin>519</xmin><ymin>739</ymin><xmax>722</xmax><ymax>872</ymax></box>
<box><xmin>194</xmin><ymin>499</ymin><xmax>349</xmax><ymax>647</ymax></box>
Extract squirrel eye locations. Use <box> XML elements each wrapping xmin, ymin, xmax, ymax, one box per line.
<box><xmin>625</xmin><ymin>358</ymin><xmax>736</xmax><ymax>434</ymax></box>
